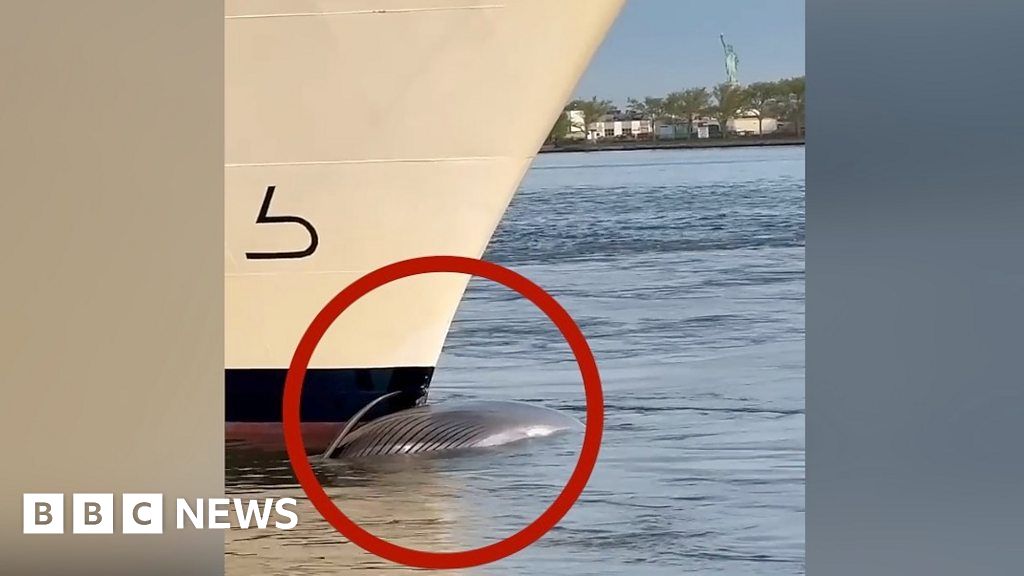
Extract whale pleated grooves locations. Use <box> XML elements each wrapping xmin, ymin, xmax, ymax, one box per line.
<box><xmin>322</xmin><ymin>400</ymin><xmax>582</xmax><ymax>459</ymax></box>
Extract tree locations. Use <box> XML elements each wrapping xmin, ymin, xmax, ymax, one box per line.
<box><xmin>546</xmin><ymin>110</ymin><xmax>571</xmax><ymax>144</ymax></box>
<box><xmin>744</xmin><ymin>81</ymin><xmax>777</xmax><ymax>136</ymax></box>
<box><xmin>626</xmin><ymin>96</ymin><xmax>664</xmax><ymax>139</ymax></box>
<box><xmin>569</xmin><ymin>97</ymin><xmax>613</xmax><ymax>140</ymax></box>
<box><xmin>711</xmin><ymin>82</ymin><xmax>749</xmax><ymax>138</ymax></box>
<box><xmin>774</xmin><ymin>76</ymin><xmax>805</xmax><ymax>135</ymax></box>
<box><xmin>782</xmin><ymin>75</ymin><xmax>806</xmax><ymax>135</ymax></box>
<box><xmin>664</xmin><ymin>88</ymin><xmax>711</xmax><ymax>138</ymax></box>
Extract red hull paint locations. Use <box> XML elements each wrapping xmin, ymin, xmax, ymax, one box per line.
<box><xmin>226</xmin><ymin>422</ymin><xmax>344</xmax><ymax>452</ymax></box>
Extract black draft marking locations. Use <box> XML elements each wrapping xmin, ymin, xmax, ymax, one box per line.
<box><xmin>244</xmin><ymin>185</ymin><xmax>319</xmax><ymax>260</ymax></box>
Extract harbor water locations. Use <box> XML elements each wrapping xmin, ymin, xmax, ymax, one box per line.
<box><xmin>226</xmin><ymin>146</ymin><xmax>806</xmax><ymax>575</ymax></box>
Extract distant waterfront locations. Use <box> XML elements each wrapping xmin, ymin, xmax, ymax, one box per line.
<box><xmin>554</xmin><ymin>76</ymin><xmax>806</xmax><ymax>145</ymax></box>
<box><xmin>540</xmin><ymin>136</ymin><xmax>805</xmax><ymax>154</ymax></box>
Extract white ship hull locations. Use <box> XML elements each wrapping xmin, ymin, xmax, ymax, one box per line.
<box><xmin>225</xmin><ymin>0</ymin><xmax>623</xmax><ymax>431</ymax></box>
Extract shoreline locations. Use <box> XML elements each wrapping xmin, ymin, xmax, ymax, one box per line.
<box><xmin>539</xmin><ymin>136</ymin><xmax>805</xmax><ymax>154</ymax></box>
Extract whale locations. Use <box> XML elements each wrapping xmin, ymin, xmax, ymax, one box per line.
<box><xmin>322</xmin><ymin>398</ymin><xmax>582</xmax><ymax>459</ymax></box>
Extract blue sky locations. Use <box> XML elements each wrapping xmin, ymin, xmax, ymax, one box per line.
<box><xmin>573</xmin><ymin>0</ymin><xmax>805</xmax><ymax>106</ymax></box>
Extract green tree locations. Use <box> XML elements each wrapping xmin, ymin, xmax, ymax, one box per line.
<box><xmin>744</xmin><ymin>81</ymin><xmax>778</xmax><ymax>136</ymax></box>
<box><xmin>711</xmin><ymin>82</ymin><xmax>749</xmax><ymax>138</ymax></box>
<box><xmin>569</xmin><ymin>97</ymin><xmax>613</xmax><ymax>140</ymax></box>
<box><xmin>760</xmin><ymin>76</ymin><xmax>805</xmax><ymax>135</ymax></box>
<box><xmin>626</xmin><ymin>96</ymin><xmax>664</xmax><ymax>139</ymax></box>
<box><xmin>775</xmin><ymin>76</ymin><xmax>805</xmax><ymax>135</ymax></box>
<box><xmin>546</xmin><ymin>110</ymin><xmax>571</xmax><ymax>144</ymax></box>
<box><xmin>664</xmin><ymin>88</ymin><xmax>711</xmax><ymax>138</ymax></box>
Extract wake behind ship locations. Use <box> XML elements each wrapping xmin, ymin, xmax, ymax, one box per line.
<box><xmin>225</xmin><ymin>0</ymin><xmax>624</xmax><ymax>445</ymax></box>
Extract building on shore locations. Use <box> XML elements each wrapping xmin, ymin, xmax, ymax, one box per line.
<box><xmin>655</xmin><ymin>116</ymin><xmax>720</xmax><ymax>139</ymax></box>
<box><xmin>727</xmin><ymin>109</ymin><xmax>779</xmax><ymax>135</ymax></box>
<box><xmin>589</xmin><ymin>115</ymin><xmax>653</xmax><ymax>139</ymax></box>
<box><xmin>657</xmin><ymin>111</ymin><xmax>779</xmax><ymax>139</ymax></box>
<box><xmin>571</xmin><ymin>108</ymin><xmax>653</xmax><ymax>139</ymax></box>
<box><xmin>566</xmin><ymin>110</ymin><xmax>588</xmax><ymax>139</ymax></box>
<box><xmin>556</xmin><ymin>106</ymin><xmax>779</xmax><ymax>141</ymax></box>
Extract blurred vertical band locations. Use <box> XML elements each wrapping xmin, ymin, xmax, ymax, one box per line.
<box><xmin>808</xmin><ymin>0</ymin><xmax>1024</xmax><ymax>574</ymax></box>
<box><xmin>0</xmin><ymin>2</ymin><xmax>223</xmax><ymax>574</ymax></box>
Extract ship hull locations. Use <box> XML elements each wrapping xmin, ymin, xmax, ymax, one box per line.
<box><xmin>225</xmin><ymin>0</ymin><xmax>623</xmax><ymax>430</ymax></box>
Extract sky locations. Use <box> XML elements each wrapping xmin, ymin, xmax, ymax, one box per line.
<box><xmin>573</xmin><ymin>0</ymin><xmax>805</xmax><ymax>106</ymax></box>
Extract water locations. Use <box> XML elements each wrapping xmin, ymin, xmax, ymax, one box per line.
<box><xmin>226</xmin><ymin>146</ymin><xmax>805</xmax><ymax>574</ymax></box>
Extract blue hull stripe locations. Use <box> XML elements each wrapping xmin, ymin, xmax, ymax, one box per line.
<box><xmin>225</xmin><ymin>367</ymin><xmax>433</xmax><ymax>423</ymax></box>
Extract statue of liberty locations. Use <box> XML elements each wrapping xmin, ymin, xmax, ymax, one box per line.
<box><xmin>720</xmin><ymin>34</ymin><xmax>739</xmax><ymax>85</ymax></box>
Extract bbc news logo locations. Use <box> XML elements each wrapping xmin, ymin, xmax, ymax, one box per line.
<box><xmin>23</xmin><ymin>494</ymin><xmax>298</xmax><ymax>534</ymax></box>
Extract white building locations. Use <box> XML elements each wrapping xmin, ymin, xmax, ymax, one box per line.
<box><xmin>566</xmin><ymin>110</ymin><xmax>588</xmax><ymax>139</ymax></box>
<box><xmin>588</xmin><ymin>117</ymin><xmax>653</xmax><ymax>139</ymax></box>
<box><xmin>563</xmin><ymin>108</ymin><xmax>779</xmax><ymax>140</ymax></box>
<box><xmin>656</xmin><ymin>116</ymin><xmax>719</xmax><ymax>139</ymax></box>
<box><xmin>727</xmin><ymin>109</ymin><xmax>779</xmax><ymax>135</ymax></box>
<box><xmin>655</xmin><ymin>111</ymin><xmax>780</xmax><ymax>139</ymax></box>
